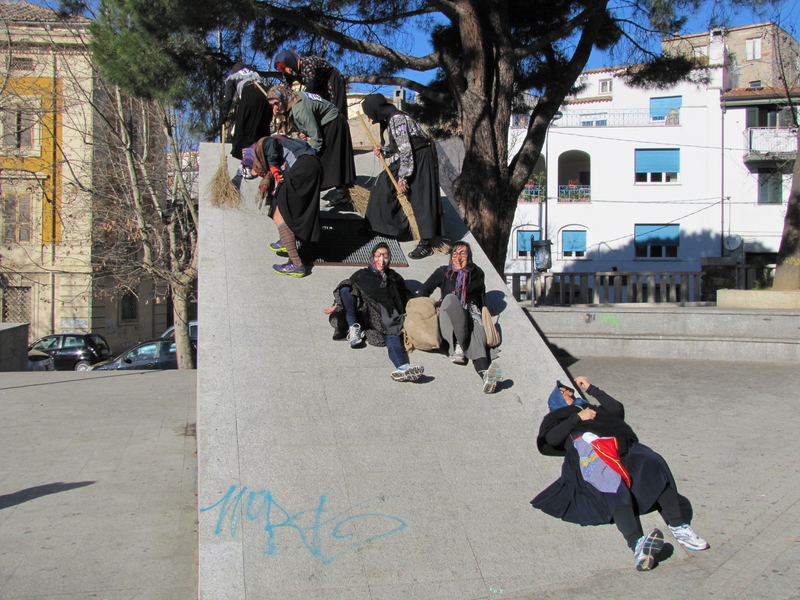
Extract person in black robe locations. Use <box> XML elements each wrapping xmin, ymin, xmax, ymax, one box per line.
<box><xmin>219</xmin><ymin>63</ymin><xmax>272</xmax><ymax>160</ymax></box>
<box><xmin>240</xmin><ymin>135</ymin><xmax>322</xmax><ymax>278</ymax></box>
<box><xmin>531</xmin><ymin>377</ymin><xmax>709</xmax><ymax>571</ymax></box>
<box><xmin>361</xmin><ymin>94</ymin><xmax>442</xmax><ymax>258</ymax></box>
<box><xmin>273</xmin><ymin>49</ymin><xmax>347</xmax><ymax>115</ymax></box>
<box><xmin>324</xmin><ymin>243</ymin><xmax>424</xmax><ymax>382</ymax></box>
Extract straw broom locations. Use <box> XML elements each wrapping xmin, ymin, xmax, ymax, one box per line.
<box><xmin>357</xmin><ymin>112</ymin><xmax>421</xmax><ymax>240</ymax></box>
<box><xmin>210</xmin><ymin>125</ymin><xmax>242</xmax><ymax>208</ymax></box>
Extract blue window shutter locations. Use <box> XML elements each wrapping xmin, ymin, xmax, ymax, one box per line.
<box><xmin>634</xmin><ymin>224</ymin><xmax>680</xmax><ymax>246</ymax></box>
<box><xmin>562</xmin><ymin>230</ymin><xmax>586</xmax><ymax>252</ymax></box>
<box><xmin>635</xmin><ymin>149</ymin><xmax>680</xmax><ymax>173</ymax></box>
<box><xmin>649</xmin><ymin>96</ymin><xmax>682</xmax><ymax>120</ymax></box>
<box><xmin>517</xmin><ymin>230</ymin><xmax>540</xmax><ymax>252</ymax></box>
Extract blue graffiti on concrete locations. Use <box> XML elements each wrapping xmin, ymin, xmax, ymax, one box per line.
<box><xmin>200</xmin><ymin>486</ymin><xmax>406</xmax><ymax>564</ymax></box>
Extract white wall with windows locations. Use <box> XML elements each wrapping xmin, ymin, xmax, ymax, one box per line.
<box><xmin>505</xmin><ymin>25</ymin><xmax>794</xmax><ymax>275</ymax></box>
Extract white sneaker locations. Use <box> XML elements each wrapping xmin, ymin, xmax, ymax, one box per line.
<box><xmin>450</xmin><ymin>343</ymin><xmax>466</xmax><ymax>364</ymax></box>
<box><xmin>669</xmin><ymin>524</ymin><xmax>709</xmax><ymax>550</ymax></box>
<box><xmin>481</xmin><ymin>361</ymin><xmax>502</xmax><ymax>394</ymax></box>
<box><xmin>346</xmin><ymin>323</ymin><xmax>364</xmax><ymax>347</ymax></box>
<box><xmin>633</xmin><ymin>528</ymin><xmax>664</xmax><ymax>571</ymax></box>
<box><xmin>390</xmin><ymin>364</ymin><xmax>424</xmax><ymax>382</ymax></box>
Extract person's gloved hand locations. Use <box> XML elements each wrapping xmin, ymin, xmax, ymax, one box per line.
<box><xmin>270</xmin><ymin>166</ymin><xmax>284</xmax><ymax>183</ymax></box>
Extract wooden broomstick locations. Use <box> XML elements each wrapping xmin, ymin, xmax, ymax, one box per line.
<box><xmin>357</xmin><ymin>112</ymin><xmax>421</xmax><ymax>240</ymax></box>
<box><xmin>210</xmin><ymin>124</ymin><xmax>242</xmax><ymax>208</ymax></box>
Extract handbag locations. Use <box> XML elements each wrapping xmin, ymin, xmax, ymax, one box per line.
<box><xmin>402</xmin><ymin>297</ymin><xmax>442</xmax><ymax>352</ymax></box>
<box><xmin>481</xmin><ymin>305</ymin><xmax>501</xmax><ymax>348</ymax></box>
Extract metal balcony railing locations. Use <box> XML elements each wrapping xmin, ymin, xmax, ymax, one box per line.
<box><xmin>746</xmin><ymin>127</ymin><xmax>797</xmax><ymax>157</ymax></box>
<box><xmin>557</xmin><ymin>185</ymin><xmax>591</xmax><ymax>202</ymax></box>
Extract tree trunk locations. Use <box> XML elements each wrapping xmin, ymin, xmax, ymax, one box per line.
<box><xmin>172</xmin><ymin>284</ymin><xmax>196</xmax><ymax>369</ymax></box>
<box><xmin>771</xmin><ymin>127</ymin><xmax>800</xmax><ymax>291</ymax></box>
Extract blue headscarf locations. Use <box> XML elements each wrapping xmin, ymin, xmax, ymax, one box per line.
<box><xmin>547</xmin><ymin>380</ymin><xmax>589</xmax><ymax>412</ymax></box>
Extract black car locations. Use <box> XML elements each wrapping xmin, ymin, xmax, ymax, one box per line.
<box><xmin>29</xmin><ymin>333</ymin><xmax>112</xmax><ymax>371</ymax></box>
<box><xmin>92</xmin><ymin>338</ymin><xmax>197</xmax><ymax>371</ymax></box>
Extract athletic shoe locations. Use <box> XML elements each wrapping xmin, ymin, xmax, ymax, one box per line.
<box><xmin>669</xmin><ymin>524</ymin><xmax>709</xmax><ymax>550</ymax></box>
<box><xmin>634</xmin><ymin>528</ymin><xmax>664</xmax><ymax>571</ymax></box>
<box><xmin>450</xmin><ymin>343</ymin><xmax>466</xmax><ymax>364</ymax></box>
<box><xmin>272</xmin><ymin>262</ymin><xmax>305</xmax><ymax>278</ymax></box>
<box><xmin>346</xmin><ymin>323</ymin><xmax>365</xmax><ymax>347</ymax></box>
<box><xmin>408</xmin><ymin>241</ymin><xmax>433</xmax><ymax>259</ymax></box>
<box><xmin>481</xmin><ymin>361</ymin><xmax>502</xmax><ymax>394</ymax></box>
<box><xmin>269</xmin><ymin>240</ymin><xmax>287</xmax><ymax>253</ymax></box>
<box><xmin>390</xmin><ymin>364</ymin><xmax>424</xmax><ymax>382</ymax></box>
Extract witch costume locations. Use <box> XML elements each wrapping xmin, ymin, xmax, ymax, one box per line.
<box><xmin>220</xmin><ymin>64</ymin><xmax>272</xmax><ymax>160</ymax></box>
<box><xmin>274</xmin><ymin>49</ymin><xmax>347</xmax><ymax>114</ymax></box>
<box><xmin>361</xmin><ymin>94</ymin><xmax>443</xmax><ymax>253</ymax></box>
<box><xmin>267</xmin><ymin>87</ymin><xmax>355</xmax><ymax>194</ymax></box>
<box><xmin>531</xmin><ymin>381</ymin><xmax>708</xmax><ymax>563</ymax></box>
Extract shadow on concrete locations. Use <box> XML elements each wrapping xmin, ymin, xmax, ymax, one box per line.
<box><xmin>0</xmin><ymin>370</ymin><xmax>166</xmax><ymax>391</ymax></box>
<box><xmin>0</xmin><ymin>481</ymin><xmax>95</xmax><ymax>510</ymax></box>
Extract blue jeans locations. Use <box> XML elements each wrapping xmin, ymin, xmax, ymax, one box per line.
<box><xmin>340</xmin><ymin>287</ymin><xmax>407</xmax><ymax>368</ymax></box>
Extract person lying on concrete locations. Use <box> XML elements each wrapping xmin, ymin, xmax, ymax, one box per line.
<box><xmin>324</xmin><ymin>242</ymin><xmax>424</xmax><ymax>382</ymax></box>
<box><xmin>361</xmin><ymin>93</ymin><xmax>443</xmax><ymax>259</ymax></box>
<box><xmin>266</xmin><ymin>85</ymin><xmax>355</xmax><ymax>207</ymax></box>
<box><xmin>219</xmin><ymin>63</ymin><xmax>272</xmax><ymax>160</ymax></box>
<box><xmin>239</xmin><ymin>135</ymin><xmax>322</xmax><ymax>278</ymax></box>
<box><xmin>531</xmin><ymin>377</ymin><xmax>709</xmax><ymax>571</ymax></box>
<box><xmin>416</xmin><ymin>240</ymin><xmax>502</xmax><ymax>393</ymax></box>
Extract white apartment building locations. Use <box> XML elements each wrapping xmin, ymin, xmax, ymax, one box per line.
<box><xmin>506</xmin><ymin>22</ymin><xmax>798</xmax><ymax>282</ymax></box>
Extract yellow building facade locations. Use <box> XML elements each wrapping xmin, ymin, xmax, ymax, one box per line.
<box><xmin>1</xmin><ymin>1</ymin><xmax>169</xmax><ymax>354</ymax></box>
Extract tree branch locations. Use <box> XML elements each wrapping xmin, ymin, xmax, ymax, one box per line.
<box><xmin>254</xmin><ymin>1</ymin><xmax>441</xmax><ymax>71</ymax></box>
<box><xmin>346</xmin><ymin>75</ymin><xmax>448</xmax><ymax>103</ymax></box>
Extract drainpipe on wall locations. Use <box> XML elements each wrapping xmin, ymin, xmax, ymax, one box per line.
<box><xmin>720</xmin><ymin>103</ymin><xmax>726</xmax><ymax>256</ymax></box>
<box><xmin>50</xmin><ymin>49</ymin><xmax>58</xmax><ymax>333</ymax></box>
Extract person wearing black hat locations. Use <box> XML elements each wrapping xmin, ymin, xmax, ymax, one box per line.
<box><xmin>220</xmin><ymin>63</ymin><xmax>272</xmax><ymax>159</ymax></box>
<box><xmin>361</xmin><ymin>94</ymin><xmax>443</xmax><ymax>259</ymax></box>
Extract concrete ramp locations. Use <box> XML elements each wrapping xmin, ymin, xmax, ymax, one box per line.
<box><xmin>196</xmin><ymin>145</ymin><xmax>701</xmax><ymax>599</ymax></box>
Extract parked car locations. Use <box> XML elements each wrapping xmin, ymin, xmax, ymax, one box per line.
<box><xmin>92</xmin><ymin>338</ymin><xmax>197</xmax><ymax>371</ymax></box>
<box><xmin>29</xmin><ymin>333</ymin><xmax>112</xmax><ymax>371</ymax></box>
<box><xmin>161</xmin><ymin>321</ymin><xmax>198</xmax><ymax>339</ymax></box>
<box><xmin>27</xmin><ymin>349</ymin><xmax>55</xmax><ymax>371</ymax></box>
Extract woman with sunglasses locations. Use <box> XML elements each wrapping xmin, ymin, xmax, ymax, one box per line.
<box><xmin>416</xmin><ymin>240</ymin><xmax>502</xmax><ymax>393</ymax></box>
<box><xmin>325</xmin><ymin>243</ymin><xmax>424</xmax><ymax>382</ymax></box>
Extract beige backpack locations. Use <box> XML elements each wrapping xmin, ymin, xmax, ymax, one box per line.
<box><xmin>402</xmin><ymin>297</ymin><xmax>442</xmax><ymax>352</ymax></box>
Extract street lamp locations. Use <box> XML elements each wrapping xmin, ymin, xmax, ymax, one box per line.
<box><xmin>543</xmin><ymin>110</ymin><xmax>563</xmax><ymax>241</ymax></box>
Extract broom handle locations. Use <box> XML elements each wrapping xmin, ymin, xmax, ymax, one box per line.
<box><xmin>357</xmin><ymin>112</ymin><xmax>402</xmax><ymax>195</ymax></box>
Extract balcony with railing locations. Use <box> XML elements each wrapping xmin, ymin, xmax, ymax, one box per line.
<box><xmin>510</xmin><ymin>108</ymin><xmax>681</xmax><ymax>130</ymax></box>
<box><xmin>557</xmin><ymin>184</ymin><xmax>591</xmax><ymax>203</ymax></box>
<box><xmin>744</xmin><ymin>127</ymin><xmax>797</xmax><ymax>163</ymax></box>
<box><xmin>518</xmin><ymin>183</ymin><xmax>545</xmax><ymax>203</ymax></box>
<box><xmin>554</xmin><ymin>108</ymin><xmax>680</xmax><ymax>128</ymax></box>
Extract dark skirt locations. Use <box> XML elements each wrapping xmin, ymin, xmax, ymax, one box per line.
<box><xmin>319</xmin><ymin>113</ymin><xmax>356</xmax><ymax>190</ymax></box>
<box><xmin>231</xmin><ymin>83</ymin><xmax>272</xmax><ymax>160</ymax></box>
<box><xmin>328</xmin><ymin>70</ymin><xmax>347</xmax><ymax>115</ymax></box>
<box><xmin>270</xmin><ymin>154</ymin><xmax>322</xmax><ymax>242</ymax></box>
<box><xmin>531</xmin><ymin>441</ymin><xmax>677</xmax><ymax>527</ymax></box>
<box><xmin>365</xmin><ymin>144</ymin><xmax>443</xmax><ymax>240</ymax></box>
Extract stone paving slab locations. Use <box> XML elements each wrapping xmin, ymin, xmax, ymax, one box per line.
<box><xmin>0</xmin><ymin>370</ymin><xmax>197</xmax><ymax>600</ymax></box>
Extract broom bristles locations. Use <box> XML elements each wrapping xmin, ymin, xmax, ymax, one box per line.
<box><xmin>349</xmin><ymin>185</ymin><xmax>370</xmax><ymax>216</ymax></box>
<box><xmin>210</xmin><ymin>154</ymin><xmax>242</xmax><ymax>208</ymax></box>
